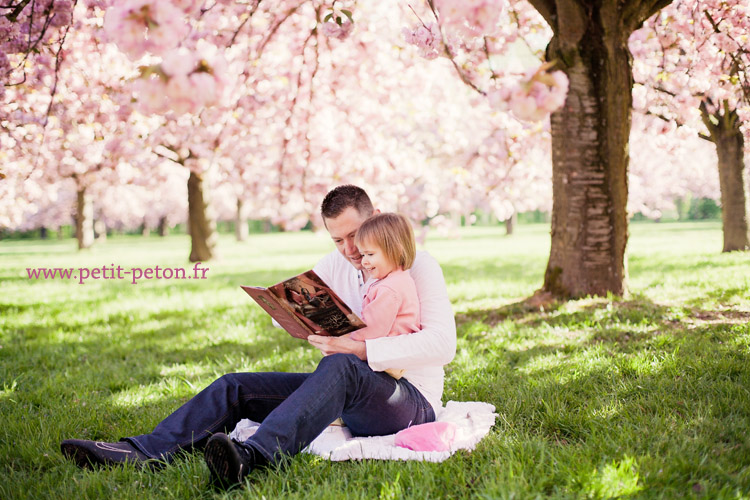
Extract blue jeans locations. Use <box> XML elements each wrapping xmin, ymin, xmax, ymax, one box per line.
<box><xmin>125</xmin><ymin>354</ymin><xmax>435</xmax><ymax>464</ymax></box>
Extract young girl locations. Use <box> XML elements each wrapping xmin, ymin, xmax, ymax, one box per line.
<box><xmin>350</xmin><ymin>213</ymin><xmax>420</xmax><ymax>375</ymax></box>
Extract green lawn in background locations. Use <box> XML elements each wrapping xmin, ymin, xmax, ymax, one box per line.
<box><xmin>1</xmin><ymin>221</ymin><xmax>748</xmax><ymax>499</ymax></box>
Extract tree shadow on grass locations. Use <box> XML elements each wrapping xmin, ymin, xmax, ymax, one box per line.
<box><xmin>456</xmin><ymin>294</ymin><xmax>687</xmax><ymax>332</ymax></box>
<box><xmin>685</xmin><ymin>287</ymin><xmax>750</xmax><ymax>309</ymax></box>
<box><xmin>450</xmin><ymin>296</ymin><xmax>750</xmax><ymax>495</ymax></box>
<box><xmin>2</xmin><ymin>297</ymin><xmax>322</xmax><ymax>476</ymax></box>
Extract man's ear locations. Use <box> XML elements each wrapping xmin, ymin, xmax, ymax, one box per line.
<box><xmin>373</xmin><ymin>208</ymin><xmax>381</xmax><ymax>215</ymax></box>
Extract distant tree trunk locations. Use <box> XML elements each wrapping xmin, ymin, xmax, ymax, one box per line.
<box><xmin>187</xmin><ymin>171</ymin><xmax>217</xmax><ymax>262</ymax></box>
<box><xmin>464</xmin><ymin>211</ymin><xmax>474</xmax><ymax>227</ymax></box>
<box><xmin>674</xmin><ymin>194</ymin><xmax>692</xmax><ymax>221</ymax></box>
<box><xmin>76</xmin><ymin>187</ymin><xmax>94</xmax><ymax>250</ymax></box>
<box><xmin>504</xmin><ymin>212</ymin><xmax>517</xmax><ymax>235</ymax></box>
<box><xmin>451</xmin><ymin>211</ymin><xmax>461</xmax><ymax>228</ymax></box>
<box><xmin>528</xmin><ymin>0</ymin><xmax>671</xmax><ymax>298</ymax></box>
<box><xmin>700</xmin><ymin>102</ymin><xmax>750</xmax><ymax>252</ymax></box>
<box><xmin>158</xmin><ymin>216</ymin><xmax>169</xmax><ymax>237</ymax></box>
<box><xmin>236</xmin><ymin>199</ymin><xmax>249</xmax><ymax>242</ymax></box>
<box><xmin>141</xmin><ymin>223</ymin><xmax>150</xmax><ymax>237</ymax></box>
<box><xmin>94</xmin><ymin>220</ymin><xmax>107</xmax><ymax>242</ymax></box>
<box><xmin>40</xmin><ymin>226</ymin><xmax>48</xmax><ymax>239</ymax></box>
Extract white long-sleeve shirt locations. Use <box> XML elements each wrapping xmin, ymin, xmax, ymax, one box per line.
<box><xmin>313</xmin><ymin>250</ymin><xmax>456</xmax><ymax>411</ymax></box>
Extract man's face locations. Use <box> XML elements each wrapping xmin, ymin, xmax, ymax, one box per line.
<box><xmin>324</xmin><ymin>206</ymin><xmax>370</xmax><ymax>271</ymax></box>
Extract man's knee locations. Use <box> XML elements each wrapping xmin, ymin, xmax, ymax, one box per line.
<box><xmin>213</xmin><ymin>373</ymin><xmax>242</xmax><ymax>391</ymax></box>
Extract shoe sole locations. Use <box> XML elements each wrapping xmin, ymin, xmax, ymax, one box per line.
<box><xmin>61</xmin><ymin>442</ymin><xmax>100</xmax><ymax>469</ymax></box>
<box><xmin>204</xmin><ymin>434</ymin><xmax>245</xmax><ymax>488</ymax></box>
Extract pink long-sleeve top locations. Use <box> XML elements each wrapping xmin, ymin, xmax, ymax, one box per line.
<box><xmin>349</xmin><ymin>269</ymin><xmax>421</xmax><ymax>341</ymax></box>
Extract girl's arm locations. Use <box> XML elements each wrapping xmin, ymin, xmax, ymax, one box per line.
<box><xmin>349</xmin><ymin>286</ymin><xmax>400</xmax><ymax>341</ymax></box>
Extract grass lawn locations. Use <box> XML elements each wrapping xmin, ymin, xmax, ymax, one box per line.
<box><xmin>1</xmin><ymin>221</ymin><xmax>749</xmax><ymax>499</ymax></box>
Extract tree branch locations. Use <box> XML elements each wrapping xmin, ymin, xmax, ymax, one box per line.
<box><xmin>626</xmin><ymin>0</ymin><xmax>673</xmax><ymax>31</ymax></box>
<box><xmin>41</xmin><ymin>0</ymin><xmax>78</xmax><ymax>128</ymax></box>
<box><xmin>423</xmin><ymin>1</ymin><xmax>486</xmax><ymax>96</ymax></box>
<box><xmin>698</xmin><ymin>99</ymin><xmax>717</xmax><ymax>138</ymax></box>
<box><xmin>227</xmin><ymin>1</ymin><xmax>262</xmax><ymax>47</ymax></box>
<box><xmin>4</xmin><ymin>0</ymin><xmax>32</xmax><ymax>21</ymax></box>
<box><xmin>525</xmin><ymin>0</ymin><xmax>557</xmax><ymax>31</ymax></box>
<box><xmin>276</xmin><ymin>26</ymin><xmax>317</xmax><ymax>209</ymax></box>
<box><xmin>256</xmin><ymin>1</ymin><xmax>306</xmax><ymax>58</ymax></box>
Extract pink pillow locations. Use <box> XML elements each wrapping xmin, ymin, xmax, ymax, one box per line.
<box><xmin>394</xmin><ymin>421</ymin><xmax>457</xmax><ymax>452</ymax></box>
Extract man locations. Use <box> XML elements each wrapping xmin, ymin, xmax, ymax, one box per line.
<box><xmin>61</xmin><ymin>185</ymin><xmax>456</xmax><ymax>488</ymax></box>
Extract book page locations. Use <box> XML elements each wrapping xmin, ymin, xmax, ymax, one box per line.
<box><xmin>268</xmin><ymin>270</ymin><xmax>365</xmax><ymax>337</ymax></box>
<box><xmin>240</xmin><ymin>286</ymin><xmax>314</xmax><ymax>339</ymax></box>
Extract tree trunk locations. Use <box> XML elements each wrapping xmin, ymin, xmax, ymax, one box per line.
<box><xmin>40</xmin><ymin>226</ymin><xmax>48</xmax><ymax>239</ymax></box>
<box><xmin>701</xmin><ymin>104</ymin><xmax>750</xmax><ymax>252</ymax></box>
<box><xmin>76</xmin><ymin>187</ymin><xmax>94</xmax><ymax>250</ymax></box>
<box><xmin>94</xmin><ymin>220</ymin><xmax>107</xmax><ymax>242</ymax></box>
<box><xmin>504</xmin><ymin>212</ymin><xmax>517</xmax><ymax>235</ymax></box>
<box><xmin>674</xmin><ymin>193</ymin><xmax>692</xmax><ymax>221</ymax></box>
<box><xmin>236</xmin><ymin>198</ymin><xmax>249</xmax><ymax>242</ymax></box>
<box><xmin>523</xmin><ymin>0</ymin><xmax>672</xmax><ymax>299</ymax></box>
<box><xmin>187</xmin><ymin>171</ymin><xmax>217</xmax><ymax>262</ymax></box>
<box><xmin>540</xmin><ymin>9</ymin><xmax>634</xmax><ymax>298</ymax></box>
<box><xmin>158</xmin><ymin>216</ymin><xmax>169</xmax><ymax>237</ymax></box>
<box><xmin>451</xmin><ymin>211</ymin><xmax>461</xmax><ymax>228</ymax></box>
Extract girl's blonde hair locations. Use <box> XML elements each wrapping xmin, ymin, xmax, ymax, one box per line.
<box><xmin>355</xmin><ymin>212</ymin><xmax>416</xmax><ymax>270</ymax></box>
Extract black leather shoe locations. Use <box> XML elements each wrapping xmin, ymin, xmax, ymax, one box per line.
<box><xmin>204</xmin><ymin>433</ymin><xmax>262</xmax><ymax>488</ymax></box>
<box><xmin>61</xmin><ymin>439</ymin><xmax>160</xmax><ymax>469</ymax></box>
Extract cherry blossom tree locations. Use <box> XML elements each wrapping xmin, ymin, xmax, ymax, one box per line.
<box><xmin>14</xmin><ymin>0</ymin><xmax>733</xmax><ymax>294</ymax></box>
<box><xmin>631</xmin><ymin>0</ymin><xmax>750</xmax><ymax>251</ymax></box>
<box><xmin>401</xmin><ymin>0</ymin><xmax>678</xmax><ymax>298</ymax></box>
<box><xmin>93</xmin><ymin>0</ymin><xmax>546</xmax><ymax>260</ymax></box>
<box><xmin>628</xmin><ymin>113</ymin><xmax>719</xmax><ymax>219</ymax></box>
<box><xmin>1</xmin><ymin>2</ymin><xmax>158</xmax><ymax>248</ymax></box>
<box><xmin>2</xmin><ymin>1</ymin><xmax>77</xmax><ymax>227</ymax></box>
<box><xmin>1</xmin><ymin>0</ymin><xmax>78</xmax><ymax>131</ymax></box>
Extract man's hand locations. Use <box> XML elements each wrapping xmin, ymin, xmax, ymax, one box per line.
<box><xmin>308</xmin><ymin>334</ymin><xmax>367</xmax><ymax>360</ymax></box>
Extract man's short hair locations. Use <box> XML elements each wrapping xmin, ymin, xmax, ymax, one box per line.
<box><xmin>320</xmin><ymin>185</ymin><xmax>374</xmax><ymax>219</ymax></box>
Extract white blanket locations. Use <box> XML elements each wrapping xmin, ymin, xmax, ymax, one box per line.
<box><xmin>230</xmin><ymin>401</ymin><xmax>497</xmax><ymax>463</ymax></box>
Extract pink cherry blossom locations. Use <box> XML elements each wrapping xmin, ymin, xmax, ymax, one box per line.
<box><xmin>488</xmin><ymin>65</ymin><xmax>569</xmax><ymax>122</ymax></box>
<box><xmin>433</xmin><ymin>0</ymin><xmax>506</xmax><ymax>37</ymax></box>
<box><xmin>320</xmin><ymin>20</ymin><xmax>354</xmax><ymax>40</ymax></box>
<box><xmin>402</xmin><ymin>22</ymin><xmax>443</xmax><ymax>60</ymax></box>
<box><xmin>103</xmin><ymin>0</ymin><xmax>189</xmax><ymax>59</ymax></box>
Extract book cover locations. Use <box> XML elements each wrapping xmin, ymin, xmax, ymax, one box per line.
<box><xmin>242</xmin><ymin>270</ymin><xmax>365</xmax><ymax>339</ymax></box>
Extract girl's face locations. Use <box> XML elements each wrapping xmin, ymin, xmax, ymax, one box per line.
<box><xmin>359</xmin><ymin>239</ymin><xmax>398</xmax><ymax>280</ymax></box>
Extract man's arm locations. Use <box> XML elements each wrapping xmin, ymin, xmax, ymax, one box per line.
<box><xmin>308</xmin><ymin>334</ymin><xmax>367</xmax><ymax>359</ymax></box>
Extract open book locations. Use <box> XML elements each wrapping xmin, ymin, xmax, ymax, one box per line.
<box><xmin>241</xmin><ymin>270</ymin><xmax>366</xmax><ymax>339</ymax></box>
